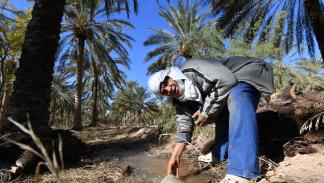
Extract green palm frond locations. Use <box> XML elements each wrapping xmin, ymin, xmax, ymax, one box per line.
<box><xmin>144</xmin><ymin>0</ymin><xmax>224</xmax><ymax>74</ymax></box>
<box><xmin>59</xmin><ymin>0</ymin><xmax>133</xmax><ymax>85</ymax></box>
<box><xmin>104</xmin><ymin>0</ymin><xmax>138</xmax><ymax>18</ymax></box>
<box><xmin>110</xmin><ymin>81</ymin><xmax>159</xmax><ymax>124</ymax></box>
<box><xmin>51</xmin><ymin>74</ymin><xmax>74</xmax><ymax>108</ymax></box>
<box><xmin>207</xmin><ymin>0</ymin><xmax>324</xmax><ymax>57</ymax></box>
<box><xmin>55</xmin><ymin>0</ymin><xmax>134</xmax><ymax>125</ymax></box>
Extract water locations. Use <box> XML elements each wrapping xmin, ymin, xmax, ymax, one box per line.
<box><xmin>118</xmin><ymin>151</ymin><xmax>215</xmax><ymax>183</ymax></box>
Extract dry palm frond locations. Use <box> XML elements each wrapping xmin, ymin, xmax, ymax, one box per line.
<box><xmin>300</xmin><ymin>111</ymin><xmax>324</xmax><ymax>134</ymax></box>
<box><xmin>259</xmin><ymin>156</ymin><xmax>278</xmax><ymax>172</ymax></box>
<box><xmin>7</xmin><ymin>117</ymin><xmax>64</xmax><ymax>183</ymax></box>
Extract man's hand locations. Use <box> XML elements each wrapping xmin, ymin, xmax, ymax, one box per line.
<box><xmin>167</xmin><ymin>155</ymin><xmax>180</xmax><ymax>178</ymax></box>
<box><xmin>192</xmin><ymin>110</ymin><xmax>207</xmax><ymax>126</ymax></box>
<box><xmin>167</xmin><ymin>143</ymin><xmax>186</xmax><ymax>178</ymax></box>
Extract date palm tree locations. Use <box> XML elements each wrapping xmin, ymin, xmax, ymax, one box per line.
<box><xmin>0</xmin><ymin>0</ymin><xmax>137</xmax><ymax>180</ymax></box>
<box><xmin>205</xmin><ymin>0</ymin><xmax>324</xmax><ymax>58</ymax></box>
<box><xmin>1</xmin><ymin>0</ymin><xmax>137</xmax><ymax>133</ymax></box>
<box><xmin>59</xmin><ymin>1</ymin><xmax>133</xmax><ymax>130</ymax></box>
<box><xmin>295</xmin><ymin>58</ymin><xmax>324</xmax><ymax>90</ymax></box>
<box><xmin>110</xmin><ymin>81</ymin><xmax>158</xmax><ymax>126</ymax></box>
<box><xmin>84</xmin><ymin>47</ymin><xmax>130</xmax><ymax>127</ymax></box>
<box><xmin>3</xmin><ymin>0</ymin><xmax>66</xmax><ymax>134</ymax></box>
<box><xmin>50</xmin><ymin>73</ymin><xmax>74</xmax><ymax>127</ymax></box>
<box><xmin>144</xmin><ymin>0</ymin><xmax>224</xmax><ymax>74</ymax></box>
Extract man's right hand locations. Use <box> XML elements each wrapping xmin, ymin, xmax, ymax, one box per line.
<box><xmin>167</xmin><ymin>143</ymin><xmax>186</xmax><ymax>178</ymax></box>
<box><xmin>167</xmin><ymin>155</ymin><xmax>180</xmax><ymax>178</ymax></box>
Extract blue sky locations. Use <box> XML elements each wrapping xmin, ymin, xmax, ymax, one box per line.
<box><xmin>10</xmin><ymin>0</ymin><xmax>322</xmax><ymax>89</ymax></box>
<box><xmin>11</xmin><ymin>0</ymin><xmax>174</xmax><ymax>88</ymax></box>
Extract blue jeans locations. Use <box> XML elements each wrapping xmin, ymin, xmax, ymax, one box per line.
<box><xmin>211</xmin><ymin>82</ymin><xmax>260</xmax><ymax>179</ymax></box>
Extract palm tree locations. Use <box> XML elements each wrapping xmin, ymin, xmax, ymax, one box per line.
<box><xmin>110</xmin><ymin>81</ymin><xmax>158</xmax><ymax>126</ymax></box>
<box><xmin>295</xmin><ymin>58</ymin><xmax>324</xmax><ymax>90</ymax></box>
<box><xmin>3</xmin><ymin>0</ymin><xmax>66</xmax><ymax>135</ymax></box>
<box><xmin>205</xmin><ymin>0</ymin><xmax>324</xmax><ymax>58</ymax></box>
<box><xmin>84</xmin><ymin>49</ymin><xmax>130</xmax><ymax>127</ymax></box>
<box><xmin>50</xmin><ymin>73</ymin><xmax>74</xmax><ymax>127</ymax></box>
<box><xmin>59</xmin><ymin>0</ymin><xmax>134</xmax><ymax>130</ymax></box>
<box><xmin>1</xmin><ymin>0</ymin><xmax>137</xmax><ymax>133</ymax></box>
<box><xmin>143</xmin><ymin>0</ymin><xmax>224</xmax><ymax>74</ymax></box>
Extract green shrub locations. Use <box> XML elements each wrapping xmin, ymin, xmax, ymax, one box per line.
<box><xmin>157</xmin><ymin>104</ymin><xmax>177</xmax><ymax>133</ymax></box>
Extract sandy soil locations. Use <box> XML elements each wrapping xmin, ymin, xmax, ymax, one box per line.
<box><xmin>259</xmin><ymin>130</ymin><xmax>324</xmax><ymax>183</ymax></box>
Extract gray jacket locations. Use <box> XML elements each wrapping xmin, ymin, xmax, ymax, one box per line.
<box><xmin>174</xmin><ymin>56</ymin><xmax>274</xmax><ymax>143</ymax></box>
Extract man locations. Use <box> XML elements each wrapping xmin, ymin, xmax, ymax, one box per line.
<box><xmin>148</xmin><ymin>56</ymin><xmax>274</xmax><ymax>183</ymax></box>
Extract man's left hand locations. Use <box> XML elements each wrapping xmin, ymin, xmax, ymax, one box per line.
<box><xmin>192</xmin><ymin>110</ymin><xmax>207</xmax><ymax>126</ymax></box>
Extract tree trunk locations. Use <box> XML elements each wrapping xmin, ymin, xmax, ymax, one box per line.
<box><xmin>90</xmin><ymin>61</ymin><xmax>98</xmax><ymax>127</ymax></box>
<box><xmin>0</xmin><ymin>49</ymin><xmax>8</xmax><ymax>95</ymax></box>
<box><xmin>60</xmin><ymin>106</ymin><xmax>64</xmax><ymax>128</ymax></box>
<box><xmin>0</xmin><ymin>85</ymin><xmax>11</xmax><ymax>131</ymax></box>
<box><xmin>3</xmin><ymin>0</ymin><xmax>66</xmax><ymax>135</ymax></box>
<box><xmin>304</xmin><ymin>0</ymin><xmax>324</xmax><ymax>59</ymax></box>
<box><xmin>49</xmin><ymin>95</ymin><xmax>56</xmax><ymax>126</ymax></box>
<box><xmin>72</xmin><ymin>38</ymin><xmax>85</xmax><ymax>130</ymax></box>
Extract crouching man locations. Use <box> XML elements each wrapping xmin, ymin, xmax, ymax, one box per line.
<box><xmin>148</xmin><ymin>56</ymin><xmax>274</xmax><ymax>183</ymax></box>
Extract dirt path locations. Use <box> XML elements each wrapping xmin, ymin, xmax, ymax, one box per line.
<box><xmin>13</xmin><ymin>126</ymin><xmax>324</xmax><ymax>183</ymax></box>
<box><xmin>13</xmin><ymin>126</ymin><xmax>221</xmax><ymax>183</ymax></box>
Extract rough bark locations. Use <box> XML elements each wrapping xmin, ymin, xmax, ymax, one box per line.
<box><xmin>90</xmin><ymin>61</ymin><xmax>98</xmax><ymax>127</ymax></box>
<box><xmin>3</xmin><ymin>0</ymin><xmax>66</xmax><ymax>135</ymax></box>
<box><xmin>72</xmin><ymin>38</ymin><xmax>85</xmax><ymax>130</ymax></box>
<box><xmin>0</xmin><ymin>0</ymin><xmax>66</xmax><ymax>180</ymax></box>
<box><xmin>49</xmin><ymin>95</ymin><xmax>56</xmax><ymax>126</ymax></box>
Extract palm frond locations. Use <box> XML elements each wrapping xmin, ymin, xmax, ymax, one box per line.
<box><xmin>300</xmin><ymin>111</ymin><xmax>324</xmax><ymax>134</ymax></box>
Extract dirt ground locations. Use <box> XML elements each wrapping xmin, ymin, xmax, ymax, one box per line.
<box><xmin>259</xmin><ymin>131</ymin><xmax>324</xmax><ymax>183</ymax></box>
<box><xmin>10</xmin><ymin>126</ymin><xmax>324</xmax><ymax>183</ymax></box>
<box><xmin>259</xmin><ymin>143</ymin><xmax>324</xmax><ymax>183</ymax></box>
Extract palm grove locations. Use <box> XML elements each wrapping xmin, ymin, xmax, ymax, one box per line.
<box><xmin>0</xmin><ymin>0</ymin><xmax>323</xmax><ymax>161</ymax></box>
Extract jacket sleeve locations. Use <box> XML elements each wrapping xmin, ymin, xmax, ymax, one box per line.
<box><xmin>175</xmin><ymin>107</ymin><xmax>194</xmax><ymax>143</ymax></box>
<box><xmin>182</xmin><ymin>59</ymin><xmax>237</xmax><ymax>119</ymax></box>
<box><xmin>173</xmin><ymin>100</ymin><xmax>200</xmax><ymax>143</ymax></box>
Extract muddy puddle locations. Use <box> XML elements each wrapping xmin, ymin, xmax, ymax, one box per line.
<box><xmin>117</xmin><ymin>151</ymin><xmax>216</xmax><ymax>183</ymax></box>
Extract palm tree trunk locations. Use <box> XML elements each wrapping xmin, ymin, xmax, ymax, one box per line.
<box><xmin>72</xmin><ymin>38</ymin><xmax>85</xmax><ymax>130</ymax></box>
<box><xmin>304</xmin><ymin>0</ymin><xmax>324</xmax><ymax>59</ymax></box>
<box><xmin>3</xmin><ymin>0</ymin><xmax>66</xmax><ymax>135</ymax></box>
<box><xmin>49</xmin><ymin>95</ymin><xmax>56</xmax><ymax>126</ymax></box>
<box><xmin>61</xmin><ymin>106</ymin><xmax>64</xmax><ymax>128</ymax></box>
<box><xmin>90</xmin><ymin>61</ymin><xmax>98</xmax><ymax>127</ymax></box>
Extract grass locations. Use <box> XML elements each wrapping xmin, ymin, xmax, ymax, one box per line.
<box><xmin>7</xmin><ymin>117</ymin><xmax>64</xmax><ymax>183</ymax></box>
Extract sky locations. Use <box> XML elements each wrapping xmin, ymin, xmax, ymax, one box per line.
<box><xmin>11</xmin><ymin>0</ymin><xmax>174</xmax><ymax>88</ymax></box>
<box><xmin>9</xmin><ymin>0</ymin><xmax>322</xmax><ymax>89</ymax></box>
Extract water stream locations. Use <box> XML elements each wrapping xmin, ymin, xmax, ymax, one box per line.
<box><xmin>118</xmin><ymin>151</ymin><xmax>216</xmax><ymax>183</ymax></box>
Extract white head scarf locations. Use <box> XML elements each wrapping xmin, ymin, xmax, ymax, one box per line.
<box><xmin>148</xmin><ymin>67</ymin><xmax>202</xmax><ymax>102</ymax></box>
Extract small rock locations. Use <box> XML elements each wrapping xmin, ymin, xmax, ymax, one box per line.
<box><xmin>266</xmin><ymin>170</ymin><xmax>275</xmax><ymax>176</ymax></box>
<box><xmin>161</xmin><ymin>174</ymin><xmax>184</xmax><ymax>183</ymax></box>
<box><xmin>122</xmin><ymin>165</ymin><xmax>134</xmax><ymax>176</ymax></box>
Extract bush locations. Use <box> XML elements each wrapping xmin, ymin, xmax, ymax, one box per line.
<box><xmin>156</xmin><ymin>104</ymin><xmax>177</xmax><ymax>133</ymax></box>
